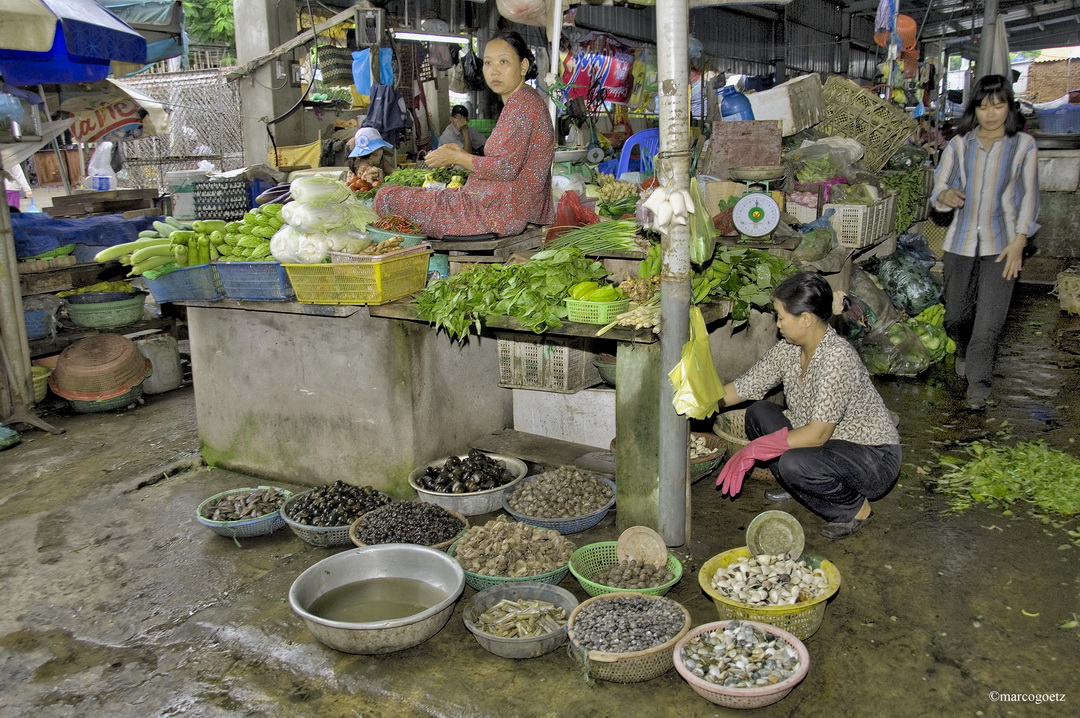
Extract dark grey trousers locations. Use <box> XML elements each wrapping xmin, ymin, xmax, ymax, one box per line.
<box><xmin>745</xmin><ymin>401</ymin><xmax>901</xmax><ymax>523</ymax></box>
<box><xmin>942</xmin><ymin>252</ymin><xmax>1017</xmax><ymax>402</ymax></box>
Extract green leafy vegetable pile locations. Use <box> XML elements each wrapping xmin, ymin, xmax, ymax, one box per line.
<box><xmin>414</xmin><ymin>248</ymin><xmax>609</xmax><ymax>340</ymax></box>
<box><xmin>933</xmin><ymin>441</ymin><xmax>1080</xmax><ymax>517</ymax></box>
<box><xmin>383</xmin><ymin>167</ymin><xmax>462</xmax><ymax>187</ymax></box>
<box><xmin>691</xmin><ymin>246</ymin><xmax>796</xmax><ymax>325</ymax></box>
<box><xmin>880</xmin><ymin>169</ymin><xmax>927</xmax><ymax>234</ymax></box>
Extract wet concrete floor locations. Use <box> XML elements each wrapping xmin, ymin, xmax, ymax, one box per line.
<box><xmin>1</xmin><ymin>284</ymin><xmax>1078</xmax><ymax>718</ymax></box>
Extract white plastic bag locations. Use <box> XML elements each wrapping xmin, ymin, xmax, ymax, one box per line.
<box><xmin>84</xmin><ymin>142</ymin><xmax>117</xmax><ymax>190</ymax></box>
<box><xmin>280</xmin><ymin>199</ymin><xmax>376</xmax><ymax>234</ymax></box>
<box><xmin>270</xmin><ymin>225</ymin><xmax>333</xmax><ymax>264</ymax></box>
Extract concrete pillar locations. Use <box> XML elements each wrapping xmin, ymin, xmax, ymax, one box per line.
<box><xmin>234</xmin><ymin>0</ymin><xmax>307</xmax><ymax>165</ymax></box>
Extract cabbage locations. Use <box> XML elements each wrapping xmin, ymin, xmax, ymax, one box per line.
<box><xmin>288</xmin><ymin>176</ymin><xmax>353</xmax><ymax>205</ymax></box>
<box><xmin>270</xmin><ymin>225</ymin><xmax>332</xmax><ymax>264</ymax></box>
<box><xmin>281</xmin><ymin>199</ymin><xmax>379</xmax><ymax>234</ymax></box>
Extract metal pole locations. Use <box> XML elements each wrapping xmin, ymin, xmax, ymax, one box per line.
<box><xmin>974</xmin><ymin>0</ymin><xmax>1000</xmax><ymax>83</ymax></box>
<box><xmin>655</xmin><ymin>0</ymin><xmax>691</xmax><ymax>546</ymax></box>
<box><xmin>548</xmin><ymin>0</ymin><xmax>562</xmax><ymax>131</ymax></box>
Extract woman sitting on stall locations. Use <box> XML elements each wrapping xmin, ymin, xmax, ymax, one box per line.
<box><xmin>715</xmin><ymin>272</ymin><xmax>901</xmax><ymax>539</ymax></box>
<box><xmin>374</xmin><ymin>31</ymin><xmax>554</xmax><ymax>239</ymax></box>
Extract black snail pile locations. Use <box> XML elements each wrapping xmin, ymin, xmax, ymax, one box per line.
<box><xmin>506</xmin><ymin>467</ymin><xmax>613</xmax><ymax>518</ymax></box>
<box><xmin>202</xmin><ymin>488</ymin><xmax>286</xmax><ymax>522</ymax></box>
<box><xmin>353</xmin><ymin>501</ymin><xmax>464</xmax><ymax>546</ymax></box>
<box><xmin>571</xmin><ymin>596</ymin><xmax>685</xmax><ymax>653</ymax></box>
<box><xmin>590</xmin><ymin>560</ymin><xmax>674</xmax><ymax>590</ymax></box>
<box><xmin>454</xmin><ymin>516</ymin><xmax>575</xmax><ymax>576</ymax></box>
<box><xmin>417</xmin><ymin>449</ymin><xmax>515</xmax><ymax>494</ymax></box>
<box><xmin>285</xmin><ymin>481</ymin><xmax>391</xmax><ymax>527</ymax></box>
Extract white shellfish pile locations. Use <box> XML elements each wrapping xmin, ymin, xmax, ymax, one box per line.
<box><xmin>681</xmin><ymin>620</ymin><xmax>800</xmax><ymax>688</ymax></box>
<box><xmin>710</xmin><ymin>554</ymin><xmax>828</xmax><ymax>606</ymax></box>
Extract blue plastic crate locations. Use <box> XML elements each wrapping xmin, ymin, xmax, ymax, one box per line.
<box><xmin>24</xmin><ymin>310</ymin><xmax>52</xmax><ymax>340</ymax></box>
<box><xmin>1038</xmin><ymin>105</ymin><xmax>1080</xmax><ymax>134</ymax></box>
<box><xmin>215</xmin><ymin>261</ymin><xmax>294</xmax><ymax>301</ymax></box>
<box><xmin>144</xmin><ymin>264</ymin><xmax>224</xmax><ymax>303</ymax></box>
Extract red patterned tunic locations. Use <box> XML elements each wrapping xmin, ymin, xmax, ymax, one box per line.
<box><xmin>374</xmin><ymin>86</ymin><xmax>555</xmax><ymax>238</ymax></box>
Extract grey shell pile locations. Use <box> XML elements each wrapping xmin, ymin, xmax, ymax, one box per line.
<box><xmin>202</xmin><ymin>488</ymin><xmax>286</xmax><ymax>522</ymax></box>
<box><xmin>571</xmin><ymin>596</ymin><xmax>684</xmax><ymax>653</ymax></box>
<box><xmin>590</xmin><ymin>560</ymin><xmax>674</xmax><ymax>590</ymax></box>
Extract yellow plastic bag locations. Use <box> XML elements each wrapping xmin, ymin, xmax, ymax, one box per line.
<box><xmin>668</xmin><ymin>306</ymin><xmax>724</xmax><ymax>419</ymax></box>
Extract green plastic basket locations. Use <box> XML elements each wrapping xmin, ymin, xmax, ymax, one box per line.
<box><xmin>69</xmin><ymin>385</ymin><xmax>143</xmax><ymax>414</ymax></box>
<box><xmin>565</xmin><ymin>298</ymin><xmax>630</xmax><ymax>325</ymax></box>
<box><xmin>65</xmin><ymin>295</ymin><xmax>146</xmax><ymax>329</ymax></box>
<box><xmin>22</xmin><ymin>244</ymin><xmax>75</xmax><ymax>261</ymax></box>
<box><xmin>448</xmin><ymin>540</ymin><xmax>570</xmax><ymax>591</ymax></box>
<box><xmin>569</xmin><ymin>542</ymin><xmax>683</xmax><ymax>597</ymax></box>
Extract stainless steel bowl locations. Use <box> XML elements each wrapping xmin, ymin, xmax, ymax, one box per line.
<box><xmin>289</xmin><ymin>544</ymin><xmax>464</xmax><ymax>654</ymax></box>
<box><xmin>408</xmin><ymin>454</ymin><xmax>528</xmax><ymax>516</ymax></box>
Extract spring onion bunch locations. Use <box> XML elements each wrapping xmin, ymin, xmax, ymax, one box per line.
<box><xmin>544</xmin><ymin>219</ymin><xmax>640</xmax><ymax>254</ymax></box>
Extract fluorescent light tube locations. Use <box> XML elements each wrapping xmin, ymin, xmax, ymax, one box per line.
<box><xmin>392</xmin><ymin>30</ymin><xmax>471</xmax><ymax>45</ymax></box>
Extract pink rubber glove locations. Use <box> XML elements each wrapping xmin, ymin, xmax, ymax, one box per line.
<box><xmin>716</xmin><ymin>428</ymin><xmax>790</xmax><ymax>497</ymax></box>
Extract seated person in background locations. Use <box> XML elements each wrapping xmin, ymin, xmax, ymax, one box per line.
<box><xmin>439</xmin><ymin>105</ymin><xmax>486</xmax><ymax>155</ymax></box>
<box><xmin>346</xmin><ymin>127</ymin><xmax>396</xmax><ymax>183</ymax></box>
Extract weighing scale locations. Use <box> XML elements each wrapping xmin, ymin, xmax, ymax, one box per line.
<box><xmin>728</xmin><ymin>166</ymin><xmax>786</xmax><ymax>243</ymax></box>
<box><xmin>552</xmin><ymin>146</ymin><xmax>606</xmax><ymax>183</ymax></box>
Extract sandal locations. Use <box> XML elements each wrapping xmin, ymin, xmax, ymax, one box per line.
<box><xmin>819</xmin><ymin>512</ymin><xmax>874</xmax><ymax>539</ymax></box>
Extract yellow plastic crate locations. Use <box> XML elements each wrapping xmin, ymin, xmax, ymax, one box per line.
<box><xmin>817</xmin><ymin>77</ymin><xmax>917</xmax><ymax>172</ymax></box>
<box><xmin>283</xmin><ymin>251</ymin><xmax>431</xmax><ymax>305</ymax></box>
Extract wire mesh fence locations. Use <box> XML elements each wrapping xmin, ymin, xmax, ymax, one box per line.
<box><xmin>119</xmin><ymin>70</ymin><xmax>244</xmax><ymax>192</ymax></box>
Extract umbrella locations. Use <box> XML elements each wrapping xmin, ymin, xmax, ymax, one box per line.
<box><xmin>0</xmin><ymin>0</ymin><xmax>147</xmax><ymax>86</ymax></box>
<box><xmin>98</xmin><ymin>0</ymin><xmax>186</xmax><ymax>65</ymax></box>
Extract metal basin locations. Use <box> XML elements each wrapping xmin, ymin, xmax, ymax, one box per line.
<box><xmin>289</xmin><ymin>544</ymin><xmax>465</xmax><ymax>654</ymax></box>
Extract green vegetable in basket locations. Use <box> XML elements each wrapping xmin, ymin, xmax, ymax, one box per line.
<box><xmin>129</xmin><ymin>253</ymin><xmax>174</xmax><ymax>276</ymax></box>
<box><xmin>56</xmin><ymin>281</ymin><xmax>133</xmax><ymax>297</ymax></box>
<box><xmin>192</xmin><ymin>219</ymin><xmax>227</xmax><ymax>234</ymax></box>
<box><xmin>143</xmin><ymin>263</ymin><xmax>179</xmax><ymax>280</ymax></box>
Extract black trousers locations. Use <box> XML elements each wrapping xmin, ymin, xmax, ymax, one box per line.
<box><xmin>745</xmin><ymin>401</ymin><xmax>901</xmax><ymax>523</ymax></box>
<box><xmin>942</xmin><ymin>252</ymin><xmax>1017</xmax><ymax>402</ymax></box>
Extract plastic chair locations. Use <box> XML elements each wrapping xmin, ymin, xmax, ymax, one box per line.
<box><xmin>615</xmin><ymin>128</ymin><xmax>660</xmax><ymax>178</ymax></box>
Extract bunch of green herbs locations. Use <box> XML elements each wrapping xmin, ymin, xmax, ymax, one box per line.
<box><xmin>933</xmin><ymin>440</ymin><xmax>1080</xmax><ymax>517</ymax></box>
<box><xmin>880</xmin><ymin>169</ymin><xmax>925</xmax><ymax>234</ymax></box>
<box><xmin>692</xmin><ymin>246</ymin><xmax>796</xmax><ymax>325</ymax></box>
<box><xmin>414</xmin><ymin>248</ymin><xmax>608</xmax><ymax>340</ymax></box>
<box><xmin>382</xmin><ymin>167</ymin><xmax>463</xmax><ymax>187</ymax></box>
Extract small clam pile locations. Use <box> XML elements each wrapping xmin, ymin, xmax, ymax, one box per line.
<box><xmin>590</xmin><ymin>560</ymin><xmax>674</xmax><ymax>590</ymax></box>
<box><xmin>474</xmin><ymin>599</ymin><xmax>567</xmax><ymax>639</ymax></box>
<box><xmin>689</xmin><ymin>435</ymin><xmax>716</xmax><ymax>460</ymax></box>
<box><xmin>506</xmin><ymin>467</ymin><xmax>613</xmax><ymax>518</ymax></box>
<box><xmin>571</xmin><ymin>596</ymin><xmax>684</xmax><ymax>653</ymax></box>
<box><xmin>710</xmin><ymin>554</ymin><xmax>828</xmax><ymax>606</ymax></box>
<box><xmin>454</xmin><ymin>516</ymin><xmax>575</xmax><ymax>576</ymax></box>
<box><xmin>352</xmin><ymin>501</ymin><xmax>464</xmax><ymax>546</ymax></box>
<box><xmin>285</xmin><ymin>481</ymin><xmax>391</xmax><ymax>527</ymax></box>
<box><xmin>202</xmin><ymin>488</ymin><xmax>286</xmax><ymax>522</ymax></box>
<box><xmin>681</xmin><ymin>620</ymin><xmax>800</xmax><ymax>688</ymax></box>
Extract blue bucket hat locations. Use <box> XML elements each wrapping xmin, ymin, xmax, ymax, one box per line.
<box><xmin>349</xmin><ymin>127</ymin><xmax>394</xmax><ymax>157</ymax></box>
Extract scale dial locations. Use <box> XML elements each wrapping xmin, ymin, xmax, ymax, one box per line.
<box><xmin>732</xmin><ymin>192</ymin><xmax>781</xmax><ymax>237</ymax></box>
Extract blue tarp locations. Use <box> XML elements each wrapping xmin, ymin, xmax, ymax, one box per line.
<box><xmin>13</xmin><ymin>213</ymin><xmax>162</xmax><ymax>259</ymax></box>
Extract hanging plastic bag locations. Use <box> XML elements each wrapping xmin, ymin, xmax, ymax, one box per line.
<box><xmin>669</xmin><ymin>306</ymin><xmax>724</xmax><ymax>419</ymax></box>
<box><xmin>688</xmin><ymin>177</ymin><xmax>716</xmax><ymax>265</ymax></box>
<box><xmin>462</xmin><ymin>49</ymin><xmax>486</xmax><ymax>92</ymax></box>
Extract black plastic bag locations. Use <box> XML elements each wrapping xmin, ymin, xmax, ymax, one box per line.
<box><xmin>462</xmin><ymin>49</ymin><xmax>486</xmax><ymax>91</ymax></box>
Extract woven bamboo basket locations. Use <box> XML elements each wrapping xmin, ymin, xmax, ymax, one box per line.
<box><xmin>1054</xmin><ymin>270</ymin><xmax>1080</xmax><ymax>315</ymax></box>
<box><xmin>712</xmin><ymin>409</ymin><xmax>774</xmax><ymax>481</ymax></box>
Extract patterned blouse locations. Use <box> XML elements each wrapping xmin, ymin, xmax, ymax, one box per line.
<box><xmin>375</xmin><ymin>86</ymin><xmax>555</xmax><ymax>238</ymax></box>
<box><xmin>734</xmin><ymin>327</ymin><xmax>900</xmax><ymax>446</ymax></box>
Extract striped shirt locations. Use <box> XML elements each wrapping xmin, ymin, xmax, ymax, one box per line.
<box><xmin>930</xmin><ymin>131</ymin><xmax>1039</xmax><ymax>257</ymax></box>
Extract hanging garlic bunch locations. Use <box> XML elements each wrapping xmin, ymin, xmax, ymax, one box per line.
<box><xmin>642</xmin><ymin>184</ymin><xmax>695</xmax><ymax>235</ymax></box>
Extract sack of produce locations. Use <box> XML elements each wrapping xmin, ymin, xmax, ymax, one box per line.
<box><xmin>786</xmin><ymin>142</ymin><xmax>857</xmax><ymax>183</ymax></box>
<box><xmin>898</xmin><ymin>232</ymin><xmax>937</xmax><ymax>267</ymax></box>
<box><xmin>827</xmin><ymin>182</ymin><xmax>878</xmax><ymax>206</ymax></box>
<box><xmin>904</xmin><ymin>318</ymin><xmax>953</xmax><ymax>363</ymax></box>
<box><xmin>792</xmin><ymin>211</ymin><xmax>836</xmax><ymax>262</ymax></box>
<box><xmin>869</xmin><ymin>249</ymin><xmax>942</xmax><ymax>316</ymax></box>
<box><xmin>885</xmin><ymin>144</ymin><xmax>928</xmax><ymax>172</ymax></box>
<box><xmin>848</xmin><ymin>266</ymin><xmax>901</xmax><ymax>332</ymax></box>
<box><xmin>856</xmin><ymin>321</ymin><xmax>933</xmax><ymax>376</ymax></box>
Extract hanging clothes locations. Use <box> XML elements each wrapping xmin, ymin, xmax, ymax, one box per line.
<box><xmin>362</xmin><ymin>83</ymin><xmax>409</xmax><ymax>147</ymax></box>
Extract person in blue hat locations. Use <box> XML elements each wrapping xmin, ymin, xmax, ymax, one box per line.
<box><xmin>346</xmin><ymin>126</ymin><xmax>396</xmax><ymax>182</ymax></box>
